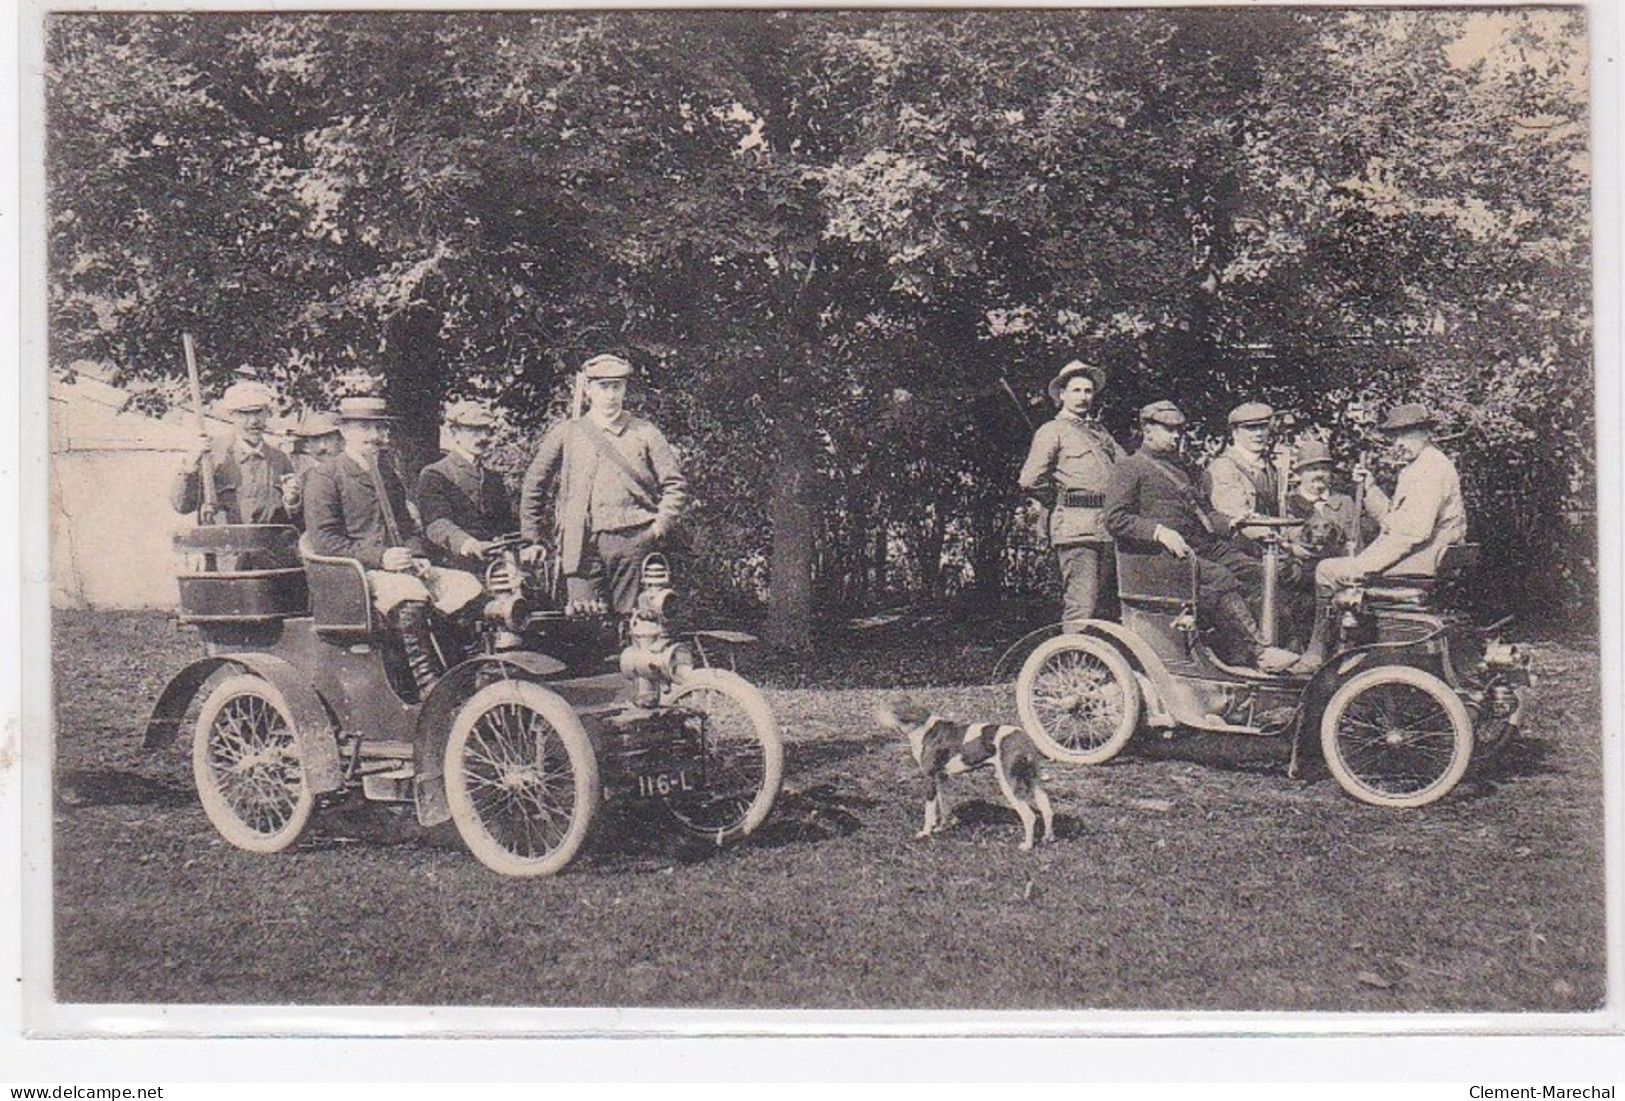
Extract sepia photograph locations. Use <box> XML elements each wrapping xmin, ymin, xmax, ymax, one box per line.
<box><xmin>16</xmin><ymin>0</ymin><xmax>1620</xmax><ymax>1052</ymax></box>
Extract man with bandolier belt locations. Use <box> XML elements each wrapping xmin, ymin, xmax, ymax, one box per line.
<box><xmin>1018</xmin><ymin>359</ymin><xmax>1121</xmax><ymax>631</ymax></box>
<box><xmin>519</xmin><ymin>354</ymin><xmax>688</xmax><ymax>615</ymax></box>
<box><xmin>1103</xmin><ymin>400</ymin><xmax>1300</xmax><ymax>674</ymax></box>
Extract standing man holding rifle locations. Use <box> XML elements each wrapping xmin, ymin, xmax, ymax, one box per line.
<box><xmin>171</xmin><ymin>336</ymin><xmax>294</xmax><ymax>526</ymax></box>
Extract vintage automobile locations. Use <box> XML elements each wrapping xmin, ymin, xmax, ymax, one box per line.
<box><xmin>143</xmin><ymin>524</ymin><xmax>783</xmax><ymax>875</ymax></box>
<box><xmin>1012</xmin><ymin>521</ymin><xmax>1532</xmax><ymax>808</ymax></box>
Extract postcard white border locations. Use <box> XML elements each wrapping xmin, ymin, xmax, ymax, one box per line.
<box><xmin>5</xmin><ymin>0</ymin><xmax>1623</xmax><ymax>1082</ymax></box>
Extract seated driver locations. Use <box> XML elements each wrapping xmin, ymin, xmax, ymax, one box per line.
<box><xmin>303</xmin><ymin>395</ymin><xmax>484</xmax><ymax>698</ymax></box>
<box><xmin>418</xmin><ymin>400</ymin><xmax>517</xmax><ymax>573</ymax></box>
<box><xmin>1103</xmin><ymin>400</ymin><xmax>1299</xmax><ymax>673</ymax></box>
<box><xmin>1291</xmin><ymin>403</ymin><xmax>1467</xmax><ymax>672</ymax></box>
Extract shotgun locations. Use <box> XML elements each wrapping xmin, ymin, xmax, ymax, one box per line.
<box><xmin>182</xmin><ymin>332</ymin><xmax>228</xmax><ymax>526</ymax></box>
<box><xmin>1349</xmin><ymin>447</ymin><xmax>1369</xmax><ymax>557</ymax></box>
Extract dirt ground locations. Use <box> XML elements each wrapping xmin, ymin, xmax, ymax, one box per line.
<box><xmin>48</xmin><ymin>610</ymin><xmax>1611</xmax><ymax>1013</ymax></box>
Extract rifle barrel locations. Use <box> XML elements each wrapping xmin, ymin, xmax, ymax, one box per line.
<box><xmin>182</xmin><ymin>332</ymin><xmax>226</xmax><ymax>525</ymax></box>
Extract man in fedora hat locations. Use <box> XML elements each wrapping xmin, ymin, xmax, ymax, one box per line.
<box><xmin>1279</xmin><ymin>437</ymin><xmax>1381</xmax><ymax>649</ymax></box>
<box><xmin>280</xmin><ymin>410</ymin><xmax>344</xmax><ymax>530</ymax></box>
<box><xmin>1291</xmin><ymin>403</ymin><xmax>1467</xmax><ymax>672</ymax></box>
<box><xmin>1283</xmin><ymin>438</ymin><xmax>1380</xmax><ymax>563</ymax></box>
<box><xmin>1018</xmin><ymin>359</ymin><xmax>1122</xmax><ymax>630</ymax></box>
<box><xmin>304</xmin><ymin>395</ymin><xmax>485</xmax><ymax>698</ymax></box>
<box><xmin>1202</xmin><ymin>401</ymin><xmax>1286</xmax><ymax>548</ymax></box>
<box><xmin>418</xmin><ymin>400</ymin><xmax>517</xmax><ymax>573</ymax></box>
<box><xmin>520</xmin><ymin>353</ymin><xmax>688</xmax><ymax>614</ymax></box>
<box><xmin>1104</xmin><ymin>400</ymin><xmax>1299</xmax><ymax>673</ymax></box>
<box><xmin>171</xmin><ymin>379</ymin><xmax>295</xmax><ymax>525</ymax></box>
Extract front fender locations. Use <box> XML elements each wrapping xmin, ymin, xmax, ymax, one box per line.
<box><xmin>143</xmin><ymin>652</ymin><xmax>344</xmax><ymax>795</ymax></box>
<box><xmin>1295</xmin><ymin>633</ymin><xmax>1453</xmax><ymax>739</ymax></box>
<box><xmin>1075</xmin><ymin>620</ymin><xmax>1215</xmax><ymax>730</ymax></box>
<box><xmin>414</xmin><ymin>651</ymin><xmax>569</xmax><ymax>774</ymax></box>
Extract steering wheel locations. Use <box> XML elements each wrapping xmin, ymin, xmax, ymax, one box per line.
<box><xmin>482</xmin><ymin>532</ymin><xmax>529</xmax><ymax>559</ymax></box>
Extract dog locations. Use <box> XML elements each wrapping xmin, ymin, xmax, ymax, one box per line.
<box><xmin>875</xmin><ymin>696</ymin><xmax>1056</xmax><ymax>851</ymax></box>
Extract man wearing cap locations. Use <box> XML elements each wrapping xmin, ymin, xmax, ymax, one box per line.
<box><xmin>1103</xmin><ymin>400</ymin><xmax>1299</xmax><ymax>673</ymax></box>
<box><xmin>1283</xmin><ymin>439</ymin><xmax>1380</xmax><ymax>563</ymax></box>
<box><xmin>418</xmin><ymin>401</ymin><xmax>517</xmax><ymax>573</ymax></box>
<box><xmin>1280</xmin><ymin>438</ymin><xmax>1381</xmax><ymax>649</ymax></box>
<box><xmin>1291</xmin><ymin>403</ymin><xmax>1467</xmax><ymax>672</ymax></box>
<box><xmin>1202</xmin><ymin>401</ymin><xmax>1286</xmax><ymax>546</ymax></box>
<box><xmin>304</xmin><ymin>395</ymin><xmax>485</xmax><ymax>698</ymax></box>
<box><xmin>280</xmin><ymin>411</ymin><xmax>344</xmax><ymax>530</ymax></box>
<box><xmin>1018</xmin><ymin>360</ymin><xmax>1122</xmax><ymax>630</ymax></box>
<box><xmin>171</xmin><ymin>380</ymin><xmax>295</xmax><ymax>525</ymax></box>
<box><xmin>520</xmin><ymin>354</ymin><xmax>688</xmax><ymax>614</ymax></box>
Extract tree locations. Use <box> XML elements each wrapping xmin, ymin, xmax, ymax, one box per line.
<box><xmin>46</xmin><ymin>8</ymin><xmax>1594</xmax><ymax>636</ymax></box>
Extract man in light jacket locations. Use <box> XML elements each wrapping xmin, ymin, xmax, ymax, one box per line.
<box><xmin>1291</xmin><ymin>403</ymin><xmax>1467</xmax><ymax>672</ymax></box>
<box><xmin>1018</xmin><ymin>359</ymin><xmax>1121</xmax><ymax>630</ymax></box>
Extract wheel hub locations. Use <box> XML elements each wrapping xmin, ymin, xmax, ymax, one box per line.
<box><xmin>498</xmin><ymin>765</ymin><xmax>540</xmax><ymax>791</ymax></box>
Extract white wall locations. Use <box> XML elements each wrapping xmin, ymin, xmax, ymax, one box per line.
<box><xmin>49</xmin><ymin>370</ymin><xmax>239</xmax><ymax>610</ymax></box>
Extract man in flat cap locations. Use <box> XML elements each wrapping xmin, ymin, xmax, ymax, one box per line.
<box><xmin>304</xmin><ymin>395</ymin><xmax>485</xmax><ymax>699</ymax></box>
<box><xmin>171</xmin><ymin>380</ymin><xmax>295</xmax><ymax>525</ymax></box>
<box><xmin>418</xmin><ymin>401</ymin><xmax>517</xmax><ymax>573</ymax></box>
<box><xmin>1292</xmin><ymin>403</ymin><xmax>1467</xmax><ymax>672</ymax></box>
<box><xmin>1202</xmin><ymin>401</ymin><xmax>1289</xmax><ymax>548</ymax></box>
<box><xmin>280</xmin><ymin>411</ymin><xmax>344</xmax><ymax>530</ymax></box>
<box><xmin>1104</xmin><ymin>400</ymin><xmax>1299</xmax><ymax>673</ymax></box>
<box><xmin>1018</xmin><ymin>359</ymin><xmax>1122</xmax><ymax>630</ymax></box>
<box><xmin>520</xmin><ymin>354</ymin><xmax>688</xmax><ymax>614</ymax></box>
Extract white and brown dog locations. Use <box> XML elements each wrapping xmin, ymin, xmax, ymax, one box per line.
<box><xmin>875</xmin><ymin>697</ymin><xmax>1056</xmax><ymax>851</ymax></box>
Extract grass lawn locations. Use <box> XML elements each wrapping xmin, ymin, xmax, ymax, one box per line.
<box><xmin>48</xmin><ymin>610</ymin><xmax>1610</xmax><ymax>1014</ymax></box>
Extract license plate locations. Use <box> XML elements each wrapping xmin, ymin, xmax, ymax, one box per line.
<box><xmin>634</xmin><ymin>770</ymin><xmax>696</xmax><ymax>799</ymax></box>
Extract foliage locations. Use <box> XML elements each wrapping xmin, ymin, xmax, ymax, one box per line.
<box><xmin>46</xmin><ymin>8</ymin><xmax>1595</xmax><ymax>639</ymax></box>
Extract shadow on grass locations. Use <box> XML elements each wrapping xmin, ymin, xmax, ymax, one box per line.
<box><xmin>1128</xmin><ymin>730</ymin><xmax>1295</xmax><ymax>774</ymax></box>
<box><xmin>1447</xmin><ymin>736</ymin><xmax>1560</xmax><ymax>804</ymax></box>
<box><xmin>786</xmin><ymin>735</ymin><xmax>890</xmax><ymax>772</ymax></box>
<box><xmin>747</xmin><ymin>783</ymin><xmax>874</xmax><ymax>849</ymax></box>
<box><xmin>939</xmin><ymin>799</ymin><xmax>1089</xmax><ymax>844</ymax></box>
<box><xmin>56</xmin><ymin>768</ymin><xmax>195</xmax><ymax>809</ymax></box>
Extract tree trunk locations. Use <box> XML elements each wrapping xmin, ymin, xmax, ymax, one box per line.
<box><xmin>969</xmin><ymin>492</ymin><xmax>1007</xmax><ymax>597</ymax></box>
<box><xmin>766</xmin><ymin>416</ymin><xmax>817</xmax><ymax>652</ymax></box>
<box><xmin>384</xmin><ymin>308</ymin><xmax>449</xmax><ymax>481</ymax></box>
<box><xmin>917</xmin><ymin>504</ymin><xmax>947</xmax><ymax>601</ymax></box>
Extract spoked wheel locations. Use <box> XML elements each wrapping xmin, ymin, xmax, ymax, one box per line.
<box><xmin>660</xmin><ymin>668</ymin><xmax>783</xmax><ymax>844</ymax></box>
<box><xmin>192</xmin><ymin>674</ymin><xmax>314</xmax><ymax>853</ymax></box>
<box><xmin>1016</xmin><ymin>634</ymin><xmax>1142</xmax><ymax>765</ymax></box>
<box><xmin>445</xmin><ymin>680</ymin><xmax>599</xmax><ymax>876</ymax></box>
<box><xmin>1320</xmin><ymin>665</ymin><xmax>1473</xmax><ymax>808</ymax></box>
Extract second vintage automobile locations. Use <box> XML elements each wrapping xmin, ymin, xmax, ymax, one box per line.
<box><xmin>1011</xmin><ymin>519</ymin><xmax>1532</xmax><ymax>808</ymax></box>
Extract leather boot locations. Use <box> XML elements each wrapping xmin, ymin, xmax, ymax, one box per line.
<box><xmin>1288</xmin><ymin>594</ymin><xmax>1333</xmax><ymax>674</ymax></box>
<box><xmin>1214</xmin><ymin>591</ymin><xmax>1299</xmax><ymax>674</ymax></box>
<box><xmin>393</xmin><ymin>600</ymin><xmax>441</xmax><ymax>700</ymax></box>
